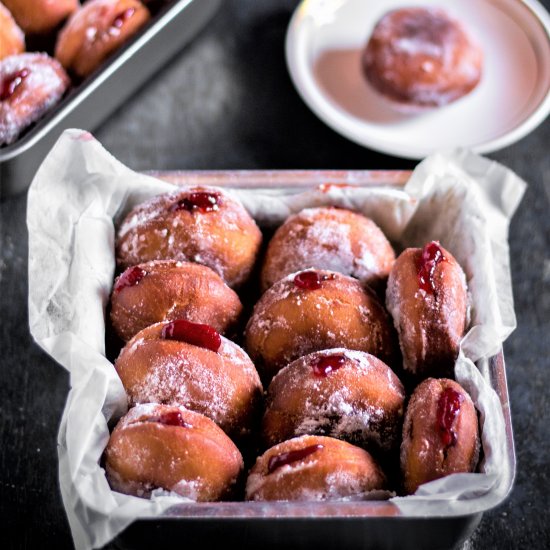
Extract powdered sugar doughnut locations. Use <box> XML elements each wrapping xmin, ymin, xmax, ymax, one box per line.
<box><xmin>261</xmin><ymin>207</ymin><xmax>395</xmax><ymax>292</ymax></box>
<box><xmin>116</xmin><ymin>186</ymin><xmax>262</xmax><ymax>288</ymax></box>
<box><xmin>262</xmin><ymin>349</ymin><xmax>405</xmax><ymax>454</ymax></box>
<box><xmin>55</xmin><ymin>0</ymin><xmax>150</xmax><ymax>78</ymax></box>
<box><xmin>0</xmin><ymin>53</ymin><xmax>70</xmax><ymax>145</ymax></box>
<box><xmin>401</xmin><ymin>378</ymin><xmax>479</xmax><ymax>494</ymax></box>
<box><xmin>362</xmin><ymin>7</ymin><xmax>482</xmax><ymax>110</ymax></box>
<box><xmin>0</xmin><ymin>4</ymin><xmax>25</xmax><ymax>61</ymax></box>
<box><xmin>245</xmin><ymin>269</ymin><xmax>397</xmax><ymax>382</ymax></box>
<box><xmin>386</xmin><ymin>241</ymin><xmax>468</xmax><ymax>378</ymax></box>
<box><xmin>110</xmin><ymin>260</ymin><xmax>242</xmax><ymax>342</ymax></box>
<box><xmin>114</xmin><ymin>319</ymin><xmax>263</xmax><ymax>438</ymax></box>
<box><xmin>3</xmin><ymin>0</ymin><xmax>78</xmax><ymax>35</ymax></box>
<box><xmin>104</xmin><ymin>404</ymin><xmax>244</xmax><ymax>500</ymax></box>
<box><xmin>245</xmin><ymin>435</ymin><xmax>386</xmax><ymax>501</ymax></box>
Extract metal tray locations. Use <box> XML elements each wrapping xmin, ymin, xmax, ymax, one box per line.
<box><xmin>109</xmin><ymin>170</ymin><xmax>516</xmax><ymax>550</ymax></box>
<box><xmin>0</xmin><ymin>0</ymin><xmax>221</xmax><ymax>198</ymax></box>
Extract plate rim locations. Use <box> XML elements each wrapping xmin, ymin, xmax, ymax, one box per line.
<box><xmin>285</xmin><ymin>0</ymin><xmax>550</xmax><ymax>159</ymax></box>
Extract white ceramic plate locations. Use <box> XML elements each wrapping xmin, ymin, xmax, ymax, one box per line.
<box><xmin>286</xmin><ymin>0</ymin><xmax>550</xmax><ymax>159</ymax></box>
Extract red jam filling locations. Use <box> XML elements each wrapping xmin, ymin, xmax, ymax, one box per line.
<box><xmin>417</xmin><ymin>241</ymin><xmax>446</xmax><ymax>294</ymax></box>
<box><xmin>114</xmin><ymin>266</ymin><xmax>146</xmax><ymax>293</ymax></box>
<box><xmin>0</xmin><ymin>69</ymin><xmax>30</xmax><ymax>101</ymax></box>
<box><xmin>112</xmin><ymin>8</ymin><xmax>135</xmax><ymax>29</ymax></box>
<box><xmin>169</xmin><ymin>191</ymin><xmax>221</xmax><ymax>213</ymax></box>
<box><xmin>161</xmin><ymin>319</ymin><xmax>221</xmax><ymax>353</ymax></box>
<box><xmin>437</xmin><ymin>387</ymin><xmax>464</xmax><ymax>447</ymax></box>
<box><xmin>293</xmin><ymin>271</ymin><xmax>336</xmax><ymax>290</ymax></box>
<box><xmin>267</xmin><ymin>444</ymin><xmax>324</xmax><ymax>474</ymax></box>
<box><xmin>146</xmin><ymin>411</ymin><xmax>192</xmax><ymax>428</ymax></box>
<box><xmin>312</xmin><ymin>354</ymin><xmax>346</xmax><ymax>377</ymax></box>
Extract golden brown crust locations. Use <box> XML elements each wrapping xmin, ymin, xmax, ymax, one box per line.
<box><xmin>385</xmin><ymin>245</ymin><xmax>468</xmax><ymax>378</ymax></box>
<box><xmin>104</xmin><ymin>404</ymin><xmax>244</xmax><ymax>501</ymax></box>
<box><xmin>55</xmin><ymin>0</ymin><xmax>150</xmax><ymax>78</ymax></box>
<box><xmin>3</xmin><ymin>0</ymin><xmax>78</xmax><ymax>35</ymax></box>
<box><xmin>0</xmin><ymin>53</ymin><xmax>70</xmax><ymax>146</ymax></box>
<box><xmin>0</xmin><ymin>4</ymin><xmax>25</xmax><ymax>61</ymax></box>
<box><xmin>110</xmin><ymin>260</ymin><xmax>243</xmax><ymax>342</ymax></box>
<box><xmin>363</xmin><ymin>7</ymin><xmax>482</xmax><ymax>109</ymax></box>
<box><xmin>115</xmin><ymin>186</ymin><xmax>262</xmax><ymax>288</ymax></box>
<box><xmin>262</xmin><ymin>349</ymin><xmax>405</xmax><ymax>453</ymax></box>
<box><xmin>114</xmin><ymin>322</ymin><xmax>263</xmax><ymax>437</ymax></box>
<box><xmin>245</xmin><ymin>270</ymin><xmax>397</xmax><ymax>382</ymax></box>
<box><xmin>260</xmin><ymin>207</ymin><xmax>395</xmax><ymax>291</ymax></box>
<box><xmin>245</xmin><ymin>435</ymin><xmax>386</xmax><ymax>501</ymax></box>
<box><xmin>400</xmin><ymin>378</ymin><xmax>480</xmax><ymax>494</ymax></box>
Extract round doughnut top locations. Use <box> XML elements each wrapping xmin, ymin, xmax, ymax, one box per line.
<box><xmin>245</xmin><ymin>434</ymin><xmax>386</xmax><ymax>501</ymax></box>
<box><xmin>105</xmin><ymin>403</ymin><xmax>244</xmax><ymax>500</ymax></box>
<box><xmin>0</xmin><ymin>4</ymin><xmax>25</xmax><ymax>62</ymax></box>
<box><xmin>115</xmin><ymin>321</ymin><xmax>262</xmax><ymax>436</ymax></box>
<box><xmin>385</xmin><ymin>244</ymin><xmax>468</xmax><ymax>378</ymax></box>
<box><xmin>363</xmin><ymin>7</ymin><xmax>482</xmax><ymax>108</ymax></box>
<box><xmin>263</xmin><ymin>348</ymin><xmax>405</xmax><ymax>452</ymax></box>
<box><xmin>0</xmin><ymin>53</ymin><xmax>70</xmax><ymax>145</ymax></box>
<box><xmin>261</xmin><ymin>207</ymin><xmax>395</xmax><ymax>291</ymax></box>
<box><xmin>3</xmin><ymin>0</ymin><xmax>78</xmax><ymax>35</ymax></box>
<box><xmin>245</xmin><ymin>269</ymin><xmax>396</xmax><ymax>381</ymax></box>
<box><xmin>115</xmin><ymin>185</ymin><xmax>262</xmax><ymax>288</ymax></box>
<box><xmin>109</xmin><ymin>259</ymin><xmax>242</xmax><ymax>342</ymax></box>
<box><xmin>400</xmin><ymin>378</ymin><xmax>479</xmax><ymax>494</ymax></box>
<box><xmin>55</xmin><ymin>0</ymin><xmax>151</xmax><ymax>78</ymax></box>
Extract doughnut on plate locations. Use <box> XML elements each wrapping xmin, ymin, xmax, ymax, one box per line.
<box><xmin>286</xmin><ymin>0</ymin><xmax>550</xmax><ymax>159</ymax></box>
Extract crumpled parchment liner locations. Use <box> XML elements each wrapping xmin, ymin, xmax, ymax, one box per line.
<box><xmin>27</xmin><ymin>130</ymin><xmax>525</xmax><ymax>549</ymax></box>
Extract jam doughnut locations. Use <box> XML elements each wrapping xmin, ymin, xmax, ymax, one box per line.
<box><xmin>110</xmin><ymin>260</ymin><xmax>242</xmax><ymax>342</ymax></box>
<box><xmin>116</xmin><ymin>186</ymin><xmax>262</xmax><ymax>288</ymax></box>
<box><xmin>261</xmin><ymin>207</ymin><xmax>395</xmax><ymax>292</ymax></box>
<box><xmin>262</xmin><ymin>349</ymin><xmax>405</xmax><ymax>454</ymax></box>
<box><xmin>385</xmin><ymin>241</ymin><xmax>468</xmax><ymax>378</ymax></box>
<box><xmin>401</xmin><ymin>378</ymin><xmax>479</xmax><ymax>494</ymax></box>
<box><xmin>244</xmin><ymin>269</ymin><xmax>396</xmax><ymax>382</ymax></box>
<box><xmin>105</xmin><ymin>403</ymin><xmax>244</xmax><ymax>500</ymax></box>
<box><xmin>114</xmin><ymin>319</ymin><xmax>263</xmax><ymax>438</ymax></box>
<box><xmin>245</xmin><ymin>435</ymin><xmax>386</xmax><ymax>501</ymax></box>
<box><xmin>3</xmin><ymin>0</ymin><xmax>78</xmax><ymax>35</ymax></box>
<box><xmin>0</xmin><ymin>4</ymin><xmax>25</xmax><ymax>61</ymax></box>
<box><xmin>0</xmin><ymin>53</ymin><xmax>70</xmax><ymax>146</ymax></box>
<box><xmin>362</xmin><ymin>7</ymin><xmax>482</xmax><ymax>110</ymax></box>
<box><xmin>55</xmin><ymin>0</ymin><xmax>151</xmax><ymax>78</ymax></box>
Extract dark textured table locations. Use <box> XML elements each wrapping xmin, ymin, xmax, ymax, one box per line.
<box><xmin>1</xmin><ymin>1</ymin><xmax>549</xmax><ymax>548</ymax></box>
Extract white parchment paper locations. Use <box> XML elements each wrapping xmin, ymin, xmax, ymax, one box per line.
<box><xmin>28</xmin><ymin>130</ymin><xmax>525</xmax><ymax>549</ymax></box>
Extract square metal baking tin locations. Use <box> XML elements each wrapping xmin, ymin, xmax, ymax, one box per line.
<box><xmin>0</xmin><ymin>0</ymin><xmax>221</xmax><ymax>198</ymax></box>
<box><xmin>107</xmin><ymin>169</ymin><xmax>516</xmax><ymax>550</ymax></box>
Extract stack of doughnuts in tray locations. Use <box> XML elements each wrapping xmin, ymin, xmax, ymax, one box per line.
<box><xmin>104</xmin><ymin>184</ymin><xmax>480</xmax><ymax>502</ymax></box>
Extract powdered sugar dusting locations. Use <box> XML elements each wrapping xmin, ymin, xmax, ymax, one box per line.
<box><xmin>0</xmin><ymin>53</ymin><xmax>69</xmax><ymax>145</ymax></box>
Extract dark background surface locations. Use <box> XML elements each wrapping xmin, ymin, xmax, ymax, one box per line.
<box><xmin>1</xmin><ymin>1</ymin><xmax>549</xmax><ymax>548</ymax></box>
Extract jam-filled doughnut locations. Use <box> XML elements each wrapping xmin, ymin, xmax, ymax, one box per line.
<box><xmin>262</xmin><ymin>349</ymin><xmax>405</xmax><ymax>454</ymax></box>
<box><xmin>110</xmin><ymin>260</ymin><xmax>242</xmax><ymax>342</ymax></box>
<box><xmin>114</xmin><ymin>319</ymin><xmax>263</xmax><ymax>438</ymax></box>
<box><xmin>261</xmin><ymin>207</ymin><xmax>395</xmax><ymax>292</ymax></box>
<box><xmin>55</xmin><ymin>0</ymin><xmax>151</xmax><ymax>78</ymax></box>
<box><xmin>105</xmin><ymin>404</ymin><xmax>244</xmax><ymax>500</ymax></box>
<box><xmin>245</xmin><ymin>435</ymin><xmax>386</xmax><ymax>501</ymax></box>
<box><xmin>116</xmin><ymin>186</ymin><xmax>262</xmax><ymax>288</ymax></box>
<box><xmin>0</xmin><ymin>4</ymin><xmax>25</xmax><ymax>61</ymax></box>
<box><xmin>386</xmin><ymin>241</ymin><xmax>468</xmax><ymax>379</ymax></box>
<box><xmin>362</xmin><ymin>7</ymin><xmax>482</xmax><ymax>110</ymax></box>
<box><xmin>0</xmin><ymin>53</ymin><xmax>70</xmax><ymax>146</ymax></box>
<box><xmin>401</xmin><ymin>378</ymin><xmax>479</xmax><ymax>494</ymax></box>
<box><xmin>245</xmin><ymin>269</ymin><xmax>396</xmax><ymax>382</ymax></box>
<box><xmin>3</xmin><ymin>0</ymin><xmax>78</xmax><ymax>35</ymax></box>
